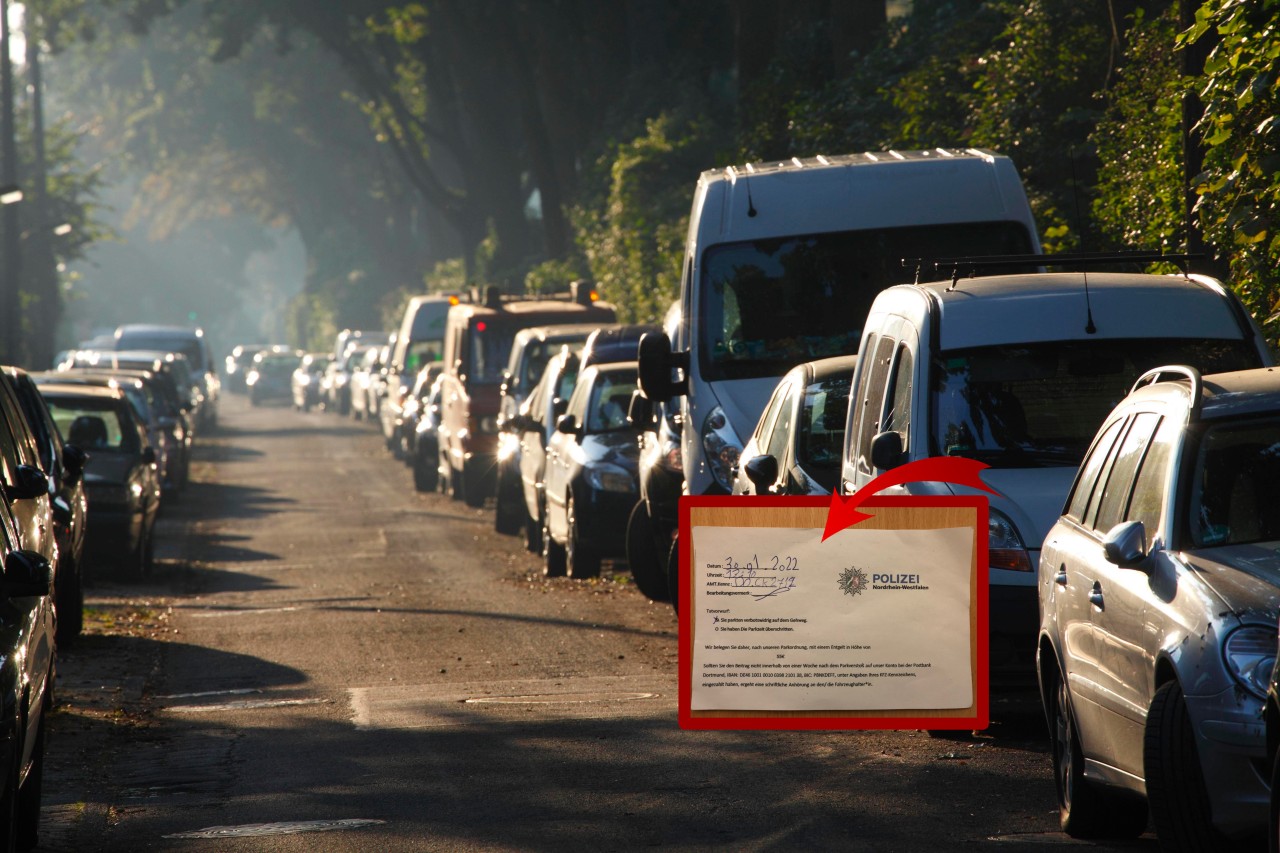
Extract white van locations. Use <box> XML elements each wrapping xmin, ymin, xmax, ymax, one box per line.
<box><xmin>637</xmin><ymin>149</ymin><xmax>1041</xmax><ymax>495</ymax></box>
<box><xmin>840</xmin><ymin>268</ymin><xmax>1272</xmax><ymax>679</ymax></box>
<box><xmin>381</xmin><ymin>295</ymin><xmax>457</xmax><ymax>447</ymax></box>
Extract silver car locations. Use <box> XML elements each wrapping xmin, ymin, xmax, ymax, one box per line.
<box><xmin>1039</xmin><ymin>364</ymin><xmax>1280</xmax><ymax>846</ymax></box>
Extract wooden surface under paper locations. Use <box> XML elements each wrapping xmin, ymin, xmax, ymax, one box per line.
<box><xmin>686</xmin><ymin>504</ymin><xmax>980</xmax><ymax>720</ymax></box>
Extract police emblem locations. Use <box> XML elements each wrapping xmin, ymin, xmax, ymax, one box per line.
<box><xmin>837</xmin><ymin>566</ymin><xmax>868</xmax><ymax>597</ymax></box>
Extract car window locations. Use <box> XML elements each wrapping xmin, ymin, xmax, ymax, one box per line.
<box><xmin>1066</xmin><ymin>417</ymin><xmax>1127</xmax><ymax>523</ymax></box>
<box><xmin>882</xmin><ymin>345</ymin><xmax>913</xmax><ymax>439</ymax></box>
<box><xmin>1094</xmin><ymin>412</ymin><xmax>1161</xmax><ymax>535</ymax></box>
<box><xmin>586</xmin><ymin>373</ymin><xmax>639</xmax><ymax>433</ymax></box>
<box><xmin>765</xmin><ymin>390</ymin><xmax>796</xmax><ymax>463</ymax></box>
<box><xmin>853</xmin><ymin>336</ymin><xmax>896</xmax><ymax>473</ymax></box>
<box><xmin>1189</xmin><ymin>417</ymin><xmax>1280</xmax><ymax>547</ymax></box>
<box><xmin>1083</xmin><ymin>417</ymin><xmax>1131</xmax><ymax>530</ymax></box>
<box><xmin>1126</xmin><ymin>415</ymin><xmax>1177</xmax><ymax>540</ymax></box>
<box><xmin>754</xmin><ymin>380</ymin><xmax>790</xmax><ymax>448</ymax></box>
<box><xmin>45</xmin><ymin>399</ymin><xmax>139</xmax><ymax>453</ymax></box>
<box><xmin>565</xmin><ymin>368</ymin><xmax>593</xmax><ymax>423</ymax></box>
<box><xmin>797</xmin><ymin>373</ymin><xmax>852</xmax><ymax>490</ymax></box>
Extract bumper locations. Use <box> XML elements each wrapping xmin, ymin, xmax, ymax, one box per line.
<box><xmin>1184</xmin><ymin>687</ymin><xmax>1268</xmax><ymax>838</ymax></box>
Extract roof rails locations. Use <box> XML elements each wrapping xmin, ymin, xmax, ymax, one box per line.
<box><xmin>903</xmin><ymin>251</ymin><xmax>1203</xmax><ymax>287</ymax></box>
<box><xmin>1131</xmin><ymin>364</ymin><xmax>1203</xmax><ymax>419</ymax></box>
<box><xmin>460</xmin><ymin>280</ymin><xmax>602</xmax><ymax>310</ymax></box>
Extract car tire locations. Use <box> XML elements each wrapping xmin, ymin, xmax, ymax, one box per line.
<box><xmin>462</xmin><ymin>460</ymin><xmax>487</xmax><ymax>509</ymax></box>
<box><xmin>56</xmin><ymin>558</ymin><xmax>84</xmax><ymax>644</ymax></box>
<box><xmin>543</xmin><ymin>516</ymin><xmax>566</xmax><ymax>578</ymax></box>
<box><xmin>494</xmin><ymin>465</ymin><xmax>523</xmax><ymax>536</ymax></box>
<box><xmin>1145</xmin><ymin>680</ymin><xmax>1228</xmax><ymax>851</ymax></box>
<box><xmin>667</xmin><ymin>534</ymin><xmax>680</xmax><ymax>614</ymax></box>
<box><xmin>15</xmin><ymin>708</ymin><xmax>45</xmax><ymax>851</ymax></box>
<box><xmin>413</xmin><ymin>446</ymin><xmax>438</xmax><ymax>493</ymax></box>
<box><xmin>565</xmin><ymin>492</ymin><xmax>600</xmax><ymax>579</ymax></box>
<box><xmin>1051</xmin><ymin>666</ymin><xmax>1146</xmax><ymax>838</ymax></box>
<box><xmin>523</xmin><ymin>501</ymin><xmax>542</xmax><ymax>554</ymax></box>
<box><xmin>626</xmin><ymin>502</ymin><xmax>667</xmax><ymax>601</ymax></box>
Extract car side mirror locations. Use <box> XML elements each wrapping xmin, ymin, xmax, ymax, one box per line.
<box><xmin>2</xmin><ymin>549</ymin><xmax>53</xmax><ymax>598</ymax></box>
<box><xmin>870</xmin><ymin>431</ymin><xmax>906</xmax><ymax>471</ymax></box>
<box><xmin>556</xmin><ymin>414</ymin><xmax>579</xmax><ymax>435</ymax></box>
<box><xmin>744</xmin><ymin>455</ymin><xmax>779</xmax><ymax>495</ymax></box>
<box><xmin>552</xmin><ymin>397</ymin><xmax>568</xmax><ymax>419</ymax></box>
<box><xmin>62</xmin><ymin>444</ymin><xmax>87</xmax><ymax>484</ymax></box>
<box><xmin>628</xmin><ymin>391</ymin><xmax>655</xmax><ymax>431</ymax></box>
<box><xmin>637</xmin><ymin>332</ymin><xmax>689</xmax><ymax>402</ymax></box>
<box><xmin>5</xmin><ymin>464</ymin><xmax>50</xmax><ymax>502</ymax></box>
<box><xmin>1103</xmin><ymin>521</ymin><xmax>1149</xmax><ymax>568</ymax></box>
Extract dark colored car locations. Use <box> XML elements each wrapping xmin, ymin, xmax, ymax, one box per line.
<box><xmin>224</xmin><ymin>343</ymin><xmax>267</xmax><ymax>393</ymax></box>
<box><xmin>0</xmin><ymin>496</ymin><xmax>57</xmax><ymax>851</ymax></box>
<box><xmin>38</xmin><ymin>384</ymin><xmax>162</xmax><ymax>579</ymax></box>
<box><xmin>292</xmin><ymin>353</ymin><xmax>332</xmax><ymax>412</ymax></box>
<box><xmin>248</xmin><ymin>349</ymin><xmax>303</xmax><ymax>406</ymax></box>
<box><xmin>0</xmin><ymin>372</ymin><xmax>59</xmax><ymax>588</ymax></box>
<box><xmin>68</xmin><ymin>349</ymin><xmax>205</xmax><ymax>441</ymax></box>
<box><xmin>5</xmin><ymin>368</ymin><xmax>89</xmax><ymax>643</ymax></box>
<box><xmin>542</xmin><ymin>361</ymin><xmax>642</xmax><ymax>578</ymax></box>
<box><xmin>114</xmin><ymin>324</ymin><xmax>221</xmax><ymax>429</ymax></box>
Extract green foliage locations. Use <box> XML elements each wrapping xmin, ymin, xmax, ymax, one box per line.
<box><xmin>524</xmin><ymin>258</ymin><xmax>585</xmax><ymax>297</ymax></box>
<box><xmin>1182</xmin><ymin>0</ymin><xmax>1280</xmax><ymax>336</ymax></box>
<box><xmin>574</xmin><ymin>112</ymin><xmax>723</xmax><ymax>324</ymax></box>
<box><xmin>1092</xmin><ymin>6</ymin><xmax>1186</xmax><ymax>254</ymax></box>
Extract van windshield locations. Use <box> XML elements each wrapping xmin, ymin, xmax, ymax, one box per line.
<box><xmin>929</xmin><ymin>338</ymin><xmax>1260</xmax><ymax>468</ymax></box>
<box><xmin>699</xmin><ymin>221</ymin><xmax>1033</xmax><ymax>382</ymax></box>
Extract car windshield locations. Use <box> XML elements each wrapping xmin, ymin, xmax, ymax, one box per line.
<box><xmin>404</xmin><ymin>340</ymin><xmax>444</xmax><ymax>374</ymax></box>
<box><xmin>587</xmin><ymin>372</ymin><xmax>638</xmax><ymax>433</ymax></box>
<box><xmin>931</xmin><ymin>338</ymin><xmax>1260</xmax><ymax>468</ymax></box>
<box><xmin>45</xmin><ymin>399</ymin><xmax>138</xmax><ymax>452</ymax></box>
<box><xmin>699</xmin><ymin>221</ymin><xmax>1033</xmax><ymax>382</ymax></box>
<box><xmin>797</xmin><ymin>375</ymin><xmax>852</xmax><ymax>490</ymax></box>
<box><xmin>1189</xmin><ymin>418</ymin><xmax>1280</xmax><ymax>547</ymax></box>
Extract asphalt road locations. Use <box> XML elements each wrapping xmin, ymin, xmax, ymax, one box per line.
<box><xmin>36</xmin><ymin>395</ymin><xmax>1162</xmax><ymax>852</ymax></box>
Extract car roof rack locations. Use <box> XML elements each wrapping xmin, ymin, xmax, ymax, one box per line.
<box><xmin>902</xmin><ymin>251</ymin><xmax>1202</xmax><ymax>287</ymax></box>
<box><xmin>1131</xmin><ymin>364</ymin><xmax>1203</xmax><ymax>419</ymax></box>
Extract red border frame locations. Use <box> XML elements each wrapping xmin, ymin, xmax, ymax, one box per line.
<box><xmin>677</xmin><ymin>494</ymin><xmax>990</xmax><ymax>730</ymax></box>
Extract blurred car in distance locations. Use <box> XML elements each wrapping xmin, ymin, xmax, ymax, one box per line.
<box><xmin>292</xmin><ymin>353</ymin><xmax>333</xmax><ymax>412</ymax></box>
<box><xmin>248</xmin><ymin>348</ymin><xmax>303</xmax><ymax>406</ymax></box>
<box><xmin>114</xmin><ymin>324</ymin><xmax>220</xmax><ymax>429</ymax></box>
<box><xmin>224</xmin><ymin>344</ymin><xmax>266</xmax><ymax>393</ymax></box>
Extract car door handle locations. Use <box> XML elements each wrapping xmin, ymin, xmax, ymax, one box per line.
<box><xmin>1089</xmin><ymin>582</ymin><xmax>1104</xmax><ymax>610</ymax></box>
<box><xmin>1054</xmin><ymin>563</ymin><xmax>1068</xmax><ymax>586</ymax></box>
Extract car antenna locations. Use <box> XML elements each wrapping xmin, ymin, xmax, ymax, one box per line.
<box><xmin>745</xmin><ymin>175</ymin><xmax>758</xmax><ymax>218</ymax></box>
<box><xmin>1069</xmin><ymin>148</ymin><xmax>1097</xmax><ymax>334</ymax></box>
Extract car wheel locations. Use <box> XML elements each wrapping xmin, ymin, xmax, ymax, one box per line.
<box><xmin>667</xmin><ymin>534</ymin><xmax>680</xmax><ymax>614</ymax></box>
<box><xmin>523</xmin><ymin>501</ymin><xmax>542</xmax><ymax>554</ymax></box>
<box><xmin>1051</xmin><ymin>666</ymin><xmax>1146</xmax><ymax>837</ymax></box>
<box><xmin>56</xmin><ymin>557</ymin><xmax>84</xmax><ymax>644</ymax></box>
<box><xmin>413</xmin><ymin>446</ymin><xmax>438</xmax><ymax>493</ymax></box>
<box><xmin>565</xmin><ymin>492</ymin><xmax>600</xmax><ymax>579</ymax></box>
<box><xmin>1145</xmin><ymin>680</ymin><xmax>1228</xmax><ymax>851</ymax></box>
<box><xmin>439</xmin><ymin>447</ymin><xmax>460</xmax><ymax>501</ymax></box>
<box><xmin>543</xmin><ymin>516</ymin><xmax>566</xmax><ymax>577</ymax></box>
<box><xmin>494</xmin><ymin>465</ymin><xmax>523</xmax><ymax>536</ymax></box>
<box><xmin>462</xmin><ymin>460</ymin><xmax>487</xmax><ymax>509</ymax></box>
<box><xmin>626</xmin><ymin>502</ymin><xmax>667</xmax><ymax>601</ymax></box>
<box><xmin>15</xmin><ymin>707</ymin><xmax>45</xmax><ymax>851</ymax></box>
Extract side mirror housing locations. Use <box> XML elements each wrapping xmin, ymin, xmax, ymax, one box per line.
<box><xmin>6</xmin><ymin>464</ymin><xmax>50</xmax><ymax>502</ymax></box>
<box><xmin>1103</xmin><ymin>521</ymin><xmax>1149</xmax><ymax>568</ymax></box>
<box><xmin>551</xmin><ymin>397</ymin><xmax>568</xmax><ymax>419</ymax></box>
<box><xmin>2</xmin><ymin>549</ymin><xmax>53</xmax><ymax>598</ymax></box>
<box><xmin>556</xmin><ymin>414</ymin><xmax>579</xmax><ymax>435</ymax></box>
<box><xmin>628</xmin><ymin>391</ymin><xmax>655</xmax><ymax>431</ymax></box>
<box><xmin>744</xmin><ymin>454</ymin><xmax>779</xmax><ymax>495</ymax></box>
<box><xmin>637</xmin><ymin>332</ymin><xmax>689</xmax><ymax>402</ymax></box>
<box><xmin>62</xmin><ymin>444</ymin><xmax>87</xmax><ymax>484</ymax></box>
<box><xmin>870</xmin><ymin>431</ymin><xmax>905</xmax><ymax>471</ymax></box>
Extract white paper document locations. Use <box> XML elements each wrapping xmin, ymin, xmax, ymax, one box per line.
<box><xmin>691</xmin><ymin>525</ymin><xmax>974</xmax><ymax>712</ymax></box>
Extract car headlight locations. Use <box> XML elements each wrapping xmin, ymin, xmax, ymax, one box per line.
<box><xmin>1223</xmin><ymin>625</ymin><xmax>1276</xmax><ymax>701</ymax></box>
<box><xmin>587</xmin><ymin>465</ymin><xmax>636</xmax><ymax>493</ymax></box>
<box><xmin>989</xmin><ymin>509</ymin><xmax>1032</xmax><ymax>572</ymax></box>
<box><xmin>700</xmin><ymin>406</ymin><xmax>742</xmax><ymax>491</ymax></box>
<box><xmin>497</xmin><ymin>431</ymin><xmax>521</xmax><ymax>461</ymax></box>
<box><xmin>297</xmin><ymin>374</ymin><xmax>311</xmax><ymax>385</ymax></box>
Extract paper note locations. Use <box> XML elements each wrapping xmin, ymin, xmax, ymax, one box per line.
<box><xmin>691</xmin><ymin>525</ymin><xmax>973</xmax><ymax>712</ymax></box>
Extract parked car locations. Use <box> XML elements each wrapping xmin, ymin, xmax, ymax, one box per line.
<box><xmin>542</xmin><ymin>361</ymin><xmax>642</xmax><ymax>578</ymax></box>
<box><xmin>732</xmin><ymin>354</ymin><xmax>857</xmax><ymax>496</ymax></box>
<box><xmin>0</xmin><ymin>371</ymin><xmax>59</xmax><ymax>583</ymax></box>
<box><xmin>398</xmin><ymin>363</ymin><xmax>444</xmax><ymax>463</ymax></box>
<box><xmin>4</xmin><ymin>368</ymin><xmax>88</xmax><ymax>643</ymax></box>
<box><xmin>0</xmin><ymin>493</ymin><xmax>57</xmax><ymax>851</ymax></box>
<box><xmin>248</xmin><ymin>349</ymin><xmax>303</xmax><ymax>406</ymax></box>
<box><xmin>1041</xmin><ymin>364</ymin><xmax>1280</xmax><ymax>846</ymax></box>
<box><xmin>224</xmin><ymin>343</ymin><xmax>266</xmax><ymax>393</ymax></box>
<box><xmin>493</xmin><ymin>323</ymin><xmax>604</xmax><ymax>534</ymax></box>
<box><xmin>380</xmin><ymin>296</ymin><xmax>456</xmax><ymax>452</ymax></box>
<box><xmin>291</xmin><ymin>353</ymin><xmax>332</xmax><ymax>411</ymax></box>
<box><xmin>348</xmin><ymin>345</ymin><xmax>382</xmax><ymax>421</ymax></box>
<box><xmin>516</xmin><ymin>346</ymin><xmax>583</xmax><ymax>554</ymax></box>
<box><xmin>114</xmin><ymin>324</ymin><xmax>220</xmax><ymax>429</ymax></box>
<box><xmin>437</xmin><ymin>285</ymin><xmax>617</xmax><ymax>507</ymax></box>
<box><xmin>411</xmin><ymin>371</ymin><xmax>446</xmax><ymax>493</ymax></box>
<box><xmin>839</xmin><ymin>267</ymin><xmax>1271</xmax><ymax>683</ymax></box>
<box><xmin>38</xmin><ymin>383</ymin><xmax>162</xmax><ymax>578</ymax></box>
<box><xmin>69</xmin><ymin>349</ymin><xmax>206</xmax><ymax>440</ymax></box>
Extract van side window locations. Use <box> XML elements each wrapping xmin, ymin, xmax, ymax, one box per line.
<box><xmin>881</xmin><ymin>345</ymin><xmax>913</xmax><ymax>441</ymax></box>
<box><xmin>854</xmin><ymin>336</ymin><xmax>897</xmax><ymax>473</ymax></box>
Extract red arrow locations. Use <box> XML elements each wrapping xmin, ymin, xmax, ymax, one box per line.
<box><xmin>822</xmin><ymin>456</ymin><xmax>1001</xmax><ymax>541</ymax></box>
